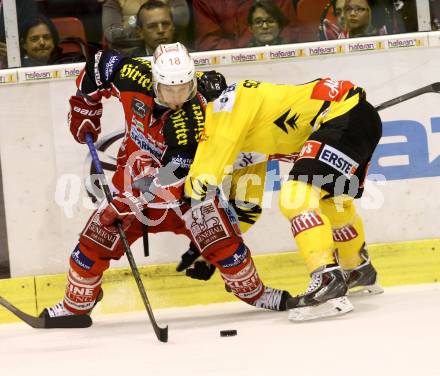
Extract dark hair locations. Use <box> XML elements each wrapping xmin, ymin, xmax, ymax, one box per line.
<box><xmin>136</xmin><ymin>0</ymin><xmax>174</xmax><ymax>28</ymax></box>
<box><xmin>19</xmin><ymin>15</ymin><xmax>59</xmax><ymax>46</ymax></box>
<box><xmin>247</xmin><ymin>0</ymin><xmax>287</xmax><ymax>29</ymax></box>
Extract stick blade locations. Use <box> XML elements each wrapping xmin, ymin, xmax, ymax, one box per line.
<box><xmin>156</xmin><ymin>325</ymin><xmax>168</xmax><ymax>343</ymax></box>
<box><xmin>43</xmin><ymin>315</ymin><xmax>93</xmax><ymax>329</ymax></box>
<box><xmin>431</xmin><ymin>82</ymin><xmax>440</xmax><ymax>93</ymax></box>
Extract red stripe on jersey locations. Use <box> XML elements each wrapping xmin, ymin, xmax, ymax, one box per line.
<box><xmin>311</xmin><ymin>78</ymin><xmax>354</xmax><ymax>102</ymax></box>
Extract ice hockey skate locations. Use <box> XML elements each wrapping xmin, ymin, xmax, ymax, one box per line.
<box><xmin>287</xmin><ymin>264</ymin><xmax>353</xmax><ymax>322</ymax></box>
<box><xmin>251</xmin><ymin>287</ymin><xmax>295</xmax><ymax>311</ymax></box>
<box><xmin>39</xmin><ymin>289</ymin><xmax>104</xmax><ymax>319</ymax></box>
<box><xmin>346</xmin><ymin>248</ymin><xmax>384</xmax><ymax>296</ymax></box>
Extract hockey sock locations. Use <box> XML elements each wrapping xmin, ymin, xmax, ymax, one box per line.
<box><xmin>321</xmin><ymin>197</ymin><xmax>366</xmax><ymax>270</ymax></box>
<box><xmin>279</xmin><ymin>180</ymin><xmax>335</xmax><ymax>273</ymax></box>
<box><xmin>290</xmin><ymin>210</ymin><xmax>335</xmax><ymax>272</ymax></box>
<box><xmin>216</xmin><ymin>244</ymin><xmax>265</xmax><ymax>304</ymax></box>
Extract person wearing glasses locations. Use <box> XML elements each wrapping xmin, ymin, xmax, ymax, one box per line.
<box><xmin>339</xmin><ymin>0</ymin><xmax>389</xmax><ymax>38</ymax></box>
<box><xmin>192</xmin><ymin>0</ymin><xmax>297</xmax><ymax>51</ymax></box>
<box><xmin>247</xmin><ymin>0</ymin><xmax>287</xmax><ymax>47</ymax></box>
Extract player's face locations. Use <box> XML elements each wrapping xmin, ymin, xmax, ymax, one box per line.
<box><xmin>23</xmin><ymin>23</ymin><xmax>55</xmax><ymax>63</ymax></box>
<box><xmin>249</xmin><ymin>7</ymin><xmax>281</xmax><ymax>45</ymax></box>
<box><xmin>157</xmin><ymin>82</ymin><xmax>193</xmax><ymax>110</ymax></box>
<box><xmin>139</xmin><ymin>8</ymin><xmax>175</xmax><ymax>51</ymax></box>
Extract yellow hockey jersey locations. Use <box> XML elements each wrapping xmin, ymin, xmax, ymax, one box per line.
<box><xmin>185</xmin><ymin>78</ymin><xmax>365</xmax><ymax>200</ymax></box>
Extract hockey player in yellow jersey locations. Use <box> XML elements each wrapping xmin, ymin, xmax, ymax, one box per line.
<box><xmin>184</xmin><ymin>78</ymin><xmax>384</xmax><ymax>321</ymax></box>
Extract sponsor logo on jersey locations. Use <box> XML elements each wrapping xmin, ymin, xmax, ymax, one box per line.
<box><xmin>130</xmin><ymin>126</ymin><xmax>166</xmax><ymax>159</ymax></box>
<box><xmin>213</xmin><ymin>83</ymin><xmax>236</xmax><ymax>112</ymax></box>
<box><xmin>120</xmin><ymin>61</ymin><xmax>153</xmax><ymax>89</ymax></box>
<box><xmin>94</xmin><ymin>50</ymin><xmax>103</xmax><ymax>87</ymax></box>
<box><xmin>71</xmin><ymin>246</ymin><xmax>94</xmax><ymax>270</ymax></box>
<box><xmin>332</xmin><ymin>224</ymin><xmax>358</xmax><ymax>242</ymax></box>
<box><xmin>192</xmin><ymin>103</ymin><xmax>205</xmax><ymax>140</ymax></box>
<box><xmin>318</xmin><ymin>144</ymin><xmax>359</xmax><ymax>178</ymax></box>
<box><xmin>297</xmin><ymin>140</ymin><xmax>322</xmax><ymax>160</ymax></box>
<box><xmin>169</xmin><ymin>109</ymin><xmax>190</xmax><ymax>146</ymax></box>
<box><xmin>73</xmin><ymin>106</ymin><xmax>103</xmax><ymax>116</ymax></box>
<box><xmin>82</xmin><ymin>216</ymin><xmax>119</xmax><ymax>251</ymax></box>
<box><xmin>291</xmin><ymin>212</ymin><xmax>324</xmax><ymax>236</ymax></box>
<box><xmin>311</xmin><ymin>78</ymin><xmax>354</xmax><ymax>102</ymax></box>
<box><xmin>185</xmin><ymin>201</ymin><xmax>230</xmax><ymax>251</ymax></box>
<box><xmin>233</xmin><ymin>152</ymin><xmax>267</xmax><ymax>169</ymax></box>
<box><xmin>104</xmin><ymin>54</ymin><xmax>121</xmax><ymax>81</ymax></box>
<box><xmin>131</xmin><ymin>97</ymin><xmax>147</xmax><ymax>119</ymax></box>
<box><xmin>171</xmin><ymin>154</ymin><xmax>193</xmax><ymax>168</ymax></box>
<box><xmin>219</xmin><ymin>244</ymin><xmax>248</xmax><ymax>268</ymax></box>
<box><xmin>131</xmin><ymin>114</ymin><xmax>144</xmax><ymax>131</ymax></box>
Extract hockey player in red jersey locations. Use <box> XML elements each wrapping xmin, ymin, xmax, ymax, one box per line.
<box><xmin>40</xmin><ymin>43</ymin><xmax>294</xmax><ymax>319</ymax></box>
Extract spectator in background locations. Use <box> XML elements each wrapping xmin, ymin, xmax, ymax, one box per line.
<box><xmin>193</xmin><ymin>0</ymin><xmax>298</xmax><ymax>51</ymax></box>
<box><xmin>131</xmin><ymin>0</ymin><xmax>176</xmax><ymax>56</ymax></box>
<box><xmin>102</xmin><ymin>0</ymin><xmax>189</xmax><ymax>50</ymax></box>
<box><xmin>321</xmin><ymin>0</ymin><xmax>345</xmax><ymax>40</ymax></box>
<box><xmin>0</xmin><ymin>0</ymin><xmax>40</xmax><ymax>68</ymax></box>
<box><xmin>430</xmin><ymin>0</ymin><xmax>440</xmax><ymax>30</ymax></box>
<box><xmin>247</xmin><ymin>0</ymin><xmax>287</xmax><ymax>47</ymax></box>
<box><xmin>339</xmin><ymin>0</ymin><xmax>389</xmax><ymax>38</ymax></box>
<box><xmin>20</xmin><ymin>15</ymin><xmax>84</xmax><ymax>66</ymax></box>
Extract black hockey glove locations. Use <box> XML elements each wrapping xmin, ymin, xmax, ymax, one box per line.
<box><xmin>176</xmin><ymin>243</ymin><xmax>216</xmax><ymax>281</ymax></box>
<box><xmin>197</xmin><ymin>71</ymin><xmax>227</xmax><ymax>101</ymax></box>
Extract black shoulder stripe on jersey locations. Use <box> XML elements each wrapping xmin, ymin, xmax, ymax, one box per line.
<box><xmin>298</xmin><ymin>78</ymin><xmax>321</xmax><ymax>86</ymax></box>
<box><xmin>230</xmin><ymin>201</ymin><xmax>262</xmax><ymax>225</ymax></box>
<box><xmin>310</xmin><ymin>100</ymin><xmax>331</xmax><ymax>127</ymax></box>
<box><xmin>345</xmin><ymin>87</ymin><xmax>366</xmax><ymax>101</ymax></box>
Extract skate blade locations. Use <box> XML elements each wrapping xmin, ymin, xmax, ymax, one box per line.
<box><xmin>288</xmin><ymin>296</ymin><xmax>354</xmax><ymax>322</ymax></box>
<box><xmin>349</xmin><ymin>283</ymin><xmax>384</xmax><ymax>297</ymax></box>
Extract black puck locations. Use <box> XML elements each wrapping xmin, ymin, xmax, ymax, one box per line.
<box><xmin>220</xmin><ymin>329</ymin><xmax>237</xmax><ymax>337</ymax></box>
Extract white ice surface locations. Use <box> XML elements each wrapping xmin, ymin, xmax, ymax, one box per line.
<box><xmin>1</xmin><ymin>284</ymin><xmax>440</xmax><ymax>376</ymax></box>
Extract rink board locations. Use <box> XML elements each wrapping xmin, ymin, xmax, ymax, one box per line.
<box><xmin>1</xmin><ymin>239</ymin><xmax>439</xmax><ymax>324</ymax></box>
<box><xmin>0</xmin><ymin>32</ymin><xmax>440</xmax><ymax>277</ymax></box>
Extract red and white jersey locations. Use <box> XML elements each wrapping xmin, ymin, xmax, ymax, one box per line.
<box><xmin>76</xmin><ymin>50</ymin><xmax>208</xmax><ymax>195</ymax></box>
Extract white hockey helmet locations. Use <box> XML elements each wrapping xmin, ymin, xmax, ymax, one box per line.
<box><xmin>152</xmin><ymin>42</ymin><xmax>197</xmax><ymax>102</ymax></box>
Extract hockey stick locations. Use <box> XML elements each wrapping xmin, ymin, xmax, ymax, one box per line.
<box><xmin>0</xmin><ymin>295</ymin><xmax>92</xmax><ymax>328</ymax></box>
<box><xmin>85</xmin><ymin>133</ymin><xmax>168</xmax><ymax>343</ymax></box>
<box><xmin>375</xmin><ymin>82</ymin><xmax>440</xmax><ymax>111</ymax></box>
